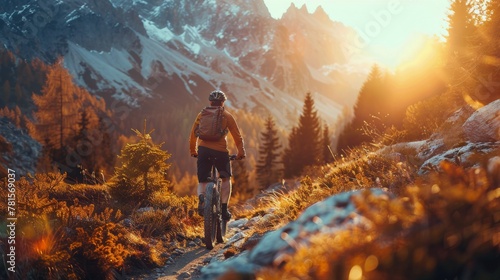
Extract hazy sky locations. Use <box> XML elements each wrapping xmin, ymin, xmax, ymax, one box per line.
<box><xmin>263</xmin><ymin>0</ymin><xmax>452</xmax><ymax>68</ymax></box>
<box><xmin>263</xmin><ymin>0</ymin><xmax>450</xmax><ymax>36</ymax></box>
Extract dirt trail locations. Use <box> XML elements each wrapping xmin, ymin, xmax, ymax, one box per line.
<box><xmin>132</xmin><ymin>243</ymin><xmax>225</xmax><ymax>280</ymax></box>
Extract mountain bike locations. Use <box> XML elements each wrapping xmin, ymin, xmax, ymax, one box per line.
<box><xmin>203</xmin><ymin>155</ymin><xmax>238</xmax><ymax>249</ymax></box>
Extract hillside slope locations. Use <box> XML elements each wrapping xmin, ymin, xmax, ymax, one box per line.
<box><xmin>195</xmin><ymin>101</ymin><xmax>500</xmax><ymax>279</ymax></box>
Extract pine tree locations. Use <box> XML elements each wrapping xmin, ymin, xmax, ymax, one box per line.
<box><xmin>476</xmin><ymin>0</ymin><xmax>500</xmax><ymax>103</ymax></box>
<box><xmin>110</xmin><ymin>121</ymin><xmax>171</xmax><ymax>205</ymax></box>
<box><xmin>256</xmin><ymin>116</ymin><xmax>282</xmax><ymax>188</ymax></box>
<box><xmin>283</xmin><ymin>93</ymin><xmax>322</xmax><ymax>178</ymax></box>
<box><xmin>297</xmin><ymin>92</ymin><xmax>322</xmax><ymax>161</ymax></box>
<box><xmin>72</xmin><ymin>110</ymin><xmax>95</xmax><ymax>176</ymax></box>
<box><xmin>32</xmin><ymin>58</ymin><xmax>109</xmax><ymax>172</ymax></box>
<box><xmin>446</xmin><ymin>0</ymin><xmax>481</xmax><ymax>103</ymax></box>
<box><xmin>76</xmin><ymin>110</ymin><xmax>90</xmax><ymax>141</ymax></box>
<box><xmin>352</xmin><ymin>65</ymin><xmax>389</xmax><ymax>130</ymax></box>
<box><xmin>32</xmin><ymin>58</ymin><xmax>78</xmax><ymax>158</ymax></box>
<box><xmin>283</xmin><ymin>127</ymin><xmax>300</xmax><ymax>178</ymax></box>
<box><xmin>37</xmin><ymin>138</ymin><xmax>56</xmax><ymax>172</ymax></box>
<box><xmin>321</xmin><ymin>124</ymin><xmax>333</xmax><ymax>164</ymax></box>
<box><xmin>447</xmin><ymin>0</ymin><xmax>476</xmax><ymax>55</ymax></box>
<box><xmin>96</xmin><ymin>116</ymin><xmax>116</xmax><ymax>176</ymax></box>
<box><xmin>0</xmin><ymin>50</ymin><xmax>15</xmax><ymax>81</ymax></box>
<box><xmin>0</xmin><ymin>50</ymin><xmax>49</xmax><ymax>110</ymax></box>
<box><xmin>337</xmin><ymin>65</ymin><xmax>389</xmax><ymax>153</ymax></box>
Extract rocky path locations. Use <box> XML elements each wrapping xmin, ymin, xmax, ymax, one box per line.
<box><xmin>158</xmin><ymin>244</ymin><xmax>224</xmax><ymax>280</ymax></box>
<box><xmin>132</xmin><ymin>181</ymin><xmax>300</xmax><ymax>279</ymax></box>
<box><xmin>130</xmin><ymin>226</ymin><xmax>247</xmax><ymax>280</ymax></box>
<box><xmin>129</xmin><ymin>242</ymin><xmax>224</xmax><ymax>280</ymax></box>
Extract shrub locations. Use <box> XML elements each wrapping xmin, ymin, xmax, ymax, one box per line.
<box><xmin>403</xmin><ymin>93</ymin><xmax>460</xmax><ymax>141</ymax></box>
<box><xmin>109</xmin><ymin>126</ymin><xmax>171</xmax><ymax>210</ymax></box>
<box><xmin>149</xmin><ymin>190</ymin><xmax>202</xmax><ymax>239</ymax></box>
<box><xmin>73</xmin><ymin>222</ymin><xmax>132</xmax><ymax>275</ymax></box>
<box><xmin>131</xmin><ymin>208</ymin><xmax>180</xmax><ymax>238</ymax></box>
<box><xmin>0</xmin><ymin>172</ymin><xmax>162</xmax><ymax>279</ymax></box>
<box><xmin>49</xmin><ymin>183</ymin><xmax>111</xmax><ymax>212</ymax></box>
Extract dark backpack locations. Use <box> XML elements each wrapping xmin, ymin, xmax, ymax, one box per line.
<box><xmin>195</xmin><ymin>106</ymin><xmax>228</xmax><ymax>141</ymax></box>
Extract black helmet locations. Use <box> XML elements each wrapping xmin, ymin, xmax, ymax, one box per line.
<box><xmin>209</xmin><ymin>90</ymin><xmax>227</xmax><ymax>102</ymax></box>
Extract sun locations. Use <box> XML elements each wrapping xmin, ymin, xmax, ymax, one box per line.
<box><xmin>263</xmin><ymin>0</ymin><xmax>451</xmax><ymax>70</ymax></box>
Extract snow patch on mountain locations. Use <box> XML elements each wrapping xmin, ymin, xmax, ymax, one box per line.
<box><xmin>181</xmin><ymin>25</ymin><xmax>203</xmax><ymax>55</ymax></box>
<box><xmin>64</xmin><ymin>42</ymin><xmax>143</xmax><ymax>103</ymax></box>
<box><xmin>143</xmin><ymin>18</ymin><xmax>174</xmax><ymax>42</ymax></box>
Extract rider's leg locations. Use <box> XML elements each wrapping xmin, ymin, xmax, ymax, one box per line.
<box><xmin>197</xmin><ymin>182</ymin><xmax>208</xmax><ymax>197</ymax></box>
<box><xmin>213</xmin><ymin>150</ymin><xmax>232</xmax><ymax>220</ymax></box>
<box><xmin>196</xmin><ymin>147</ymin><xmax>211</xmax><ymax>216</ymax></box>
<box><xmin>197</xmin><ymin>182</ymin><xmax>207</xmax><ymax>216</ymax></box>
<box><xmin>221</xmin><ymin>177</ymin><xmax>232</xmax><ymax>220</ymax></box>
<box><xmin>220</xmin><ymin>177</ymin><xmax>232</xmax><ymax>204</ymax></box>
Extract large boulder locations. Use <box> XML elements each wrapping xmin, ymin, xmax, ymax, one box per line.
<box><xmin>416</xmin><ymin>102</ymin><xmax>499</xmax><ymax>167</ymax></box>
<box><xmin>462</xmin><ymin>99</ymin><xmax>500</xmax><ymax>143</ymax></box>
<box><xmin>418</xmin><ymin>141</ymin><xmax>500</xmax><ymax>174</ymax></box>
<box><xmin>200</xmin><ymin>188</ymin><xmax>390</xmax><ymax>279</ymax></box>
<box><xmin>415</xmin><ymin>105</ymin><xmax>475</xmax><ymax>162</ymax></box>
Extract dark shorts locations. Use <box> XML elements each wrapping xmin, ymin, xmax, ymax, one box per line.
<box><xmin>197</xmin><ymin>146</ymin><xmax>232</xmax><ymax>182</ymax></box>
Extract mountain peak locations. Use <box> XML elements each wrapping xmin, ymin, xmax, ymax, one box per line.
<box><xmin>313</xmin><ymin>5</ymin><xmax>330</xmax><ymax>21</ymax></box>
<box><xmin>286</xmin><ymin>2</ymin><xmax>297</xmax><ymax>12</ymax></box>
<box><xmin>299</xmin><ymin>4</ymin><xmax>308</xmax><ymax>13</ymax></box>
<box><xmin>285</xmin><ymin>3</ymin><xmax>309</xmax><ymax>15</ymax></box>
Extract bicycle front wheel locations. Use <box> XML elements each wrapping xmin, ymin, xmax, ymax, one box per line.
<box><xmin>217</xmin><ymin>218</ymin><xmax>227</xmax><ymax>243</ymax></box>
<box><xmin>203</xmin><ymin>183</ymin><xmax>217</xmax><ymax>249</ymax></box>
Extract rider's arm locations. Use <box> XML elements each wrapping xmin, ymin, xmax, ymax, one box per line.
<box><xmin>226</xmin><ymin>114</ymin><xmax>246</xmax><ymax>158</ymax></box>
<box><xmin>189</xmin><ymin>113</ymin><xmax>201</xmax><ymax>156</ymax></box>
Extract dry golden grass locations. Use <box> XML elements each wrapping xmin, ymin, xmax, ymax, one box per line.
<box><xmin>233</xmin><ymin>146</ymin><xmax>416</xmax><ymax>237</ymax></box>
<box><xmin>0</xmin><ymin>172</ymin><xmax>204</xmax><ymax>279</ymax></box>
<box><xmin>256</xmin><ymin>161</ymin><xmax>500</xmax><ymax>280</ymax></box>
<box><xmin>149</xmin><ymin>188</ymin><xmax>203</xmax><ymax>239</ymax></box>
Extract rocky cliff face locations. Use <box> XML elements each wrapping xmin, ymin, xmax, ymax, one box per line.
<box><xmin>0</xmin><ymin>0</ymin><xmax>369</xmax><ymax>125</ymax></box>
<box><xmin>0</xmin><ymin>118</ymin><xmax>41</xmax><ymax>177</ymax></box>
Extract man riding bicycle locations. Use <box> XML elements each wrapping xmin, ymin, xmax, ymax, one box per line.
<box><xmin>189</xmin><ymin>90</ymin><xmax>246</xmax><ymax>221</ymax></box>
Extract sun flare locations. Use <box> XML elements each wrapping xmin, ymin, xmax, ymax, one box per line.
<box><xmin>264</xmin><ymin>0</ymin><xmax>451</xmax><ymax>69</ymax></box>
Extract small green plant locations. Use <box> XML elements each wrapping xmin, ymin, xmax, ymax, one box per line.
<box><xmin>109</xmin><ymin>121</ymin><xmax>171</xmax><ymax>209</ymax></box>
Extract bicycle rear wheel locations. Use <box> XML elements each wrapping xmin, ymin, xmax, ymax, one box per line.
<box><xmin>203</xmin><ymin>183</ymin><xmax>217</xmax><ymax>249</ymax></box>
<box><xmin>215</xmin><ymin>180</ymin><xmax>225</xmax><ymax>243</ymax></box>
<box><xmin>216</xmin><ymin>206</ymin><xmax>224</xmax><ymax>243</ymax></box>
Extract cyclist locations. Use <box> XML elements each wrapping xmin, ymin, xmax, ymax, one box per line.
<box><xmin>189</xmin><ymin>90</ymin><xmax>246</xmax><ymax>220</ymax></box>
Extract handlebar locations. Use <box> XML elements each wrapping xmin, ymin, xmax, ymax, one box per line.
<box><xmin>191</xmin><ymin>154</ymin><xmax>244</xmax><ymax>160</ymax></box>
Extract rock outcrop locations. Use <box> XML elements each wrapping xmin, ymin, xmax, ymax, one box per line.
<box><xmin>462</xmin><ymin>99</ymin><xmax>500</xmax><ymax>143</ymax></box>
<box><xmin>200</xmin><ymin>188</ymin><xmax>390</xmax><ymax>279</ymax></box>
<box><xmin>0</xmin><ymin>117</ymin><xmax>41</xmax><ymax>176</ymax></box>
